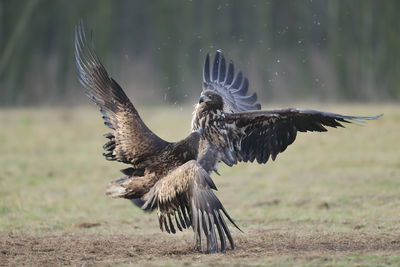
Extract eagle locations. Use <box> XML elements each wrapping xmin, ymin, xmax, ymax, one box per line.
<box><xmin>74</xmin><ymin>22</ymin><xmax>381</xmax><ymax>254</ymax></box>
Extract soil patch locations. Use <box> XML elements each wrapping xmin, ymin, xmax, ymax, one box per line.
<box><xmin>1</xmin><ymin>230</ymin><xmax>399</xmax><ymax>266</ymax></box>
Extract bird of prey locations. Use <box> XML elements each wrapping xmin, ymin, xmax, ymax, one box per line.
<box><xmin>74</xmin><ymin>23</ymin><xmax>381</xmax><ymax>254</ymax></box>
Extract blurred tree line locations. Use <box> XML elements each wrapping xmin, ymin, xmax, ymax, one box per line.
<box><xmin>0</xmin><ymin>0</ymin><xmax>399</xmax><ymax>106</ymax></box>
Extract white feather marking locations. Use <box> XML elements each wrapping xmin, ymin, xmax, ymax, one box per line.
<box><xmin>105</xmin><ymin>182</ymin><xmax>128</xmax><ymax>198</ymax></box>
<box><xmin>226</xmin><ymin>122</ymin><xmax>236</xmax><ymax>129</ymax></box>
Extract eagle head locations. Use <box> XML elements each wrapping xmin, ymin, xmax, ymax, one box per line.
<box><xmin>198</xmin><ymin>90</ymin><xmax>223</xmax><ymax>110</ymax></box>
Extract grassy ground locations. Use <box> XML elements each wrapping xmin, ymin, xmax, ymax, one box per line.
<box><xmin>0</xmin><ymin>103</ymin><xmax>399</xmax><ymax>266</ymax></box>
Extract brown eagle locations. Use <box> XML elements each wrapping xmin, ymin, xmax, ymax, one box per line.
<box><xmin>74</xmin><ymin>23</ymin><xmax>381</xmax><ymax>253</ymax></box>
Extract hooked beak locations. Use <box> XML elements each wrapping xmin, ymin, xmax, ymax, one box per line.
<box><xmin>199</xmin><ymin>95</ymin><xmax>210</xmax><ymax>104</ymax></box>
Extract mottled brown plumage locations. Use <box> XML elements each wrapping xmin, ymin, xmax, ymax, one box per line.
<box><xmin>75</xmin><ymin>23</ymin><xmax>381</xmax><ymax>254</ymax></box>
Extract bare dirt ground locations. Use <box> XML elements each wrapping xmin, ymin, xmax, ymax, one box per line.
<box><xmin>2</xmin><ymin>230</ymin><xmax>400</xmax><ymax>266</ymax></box>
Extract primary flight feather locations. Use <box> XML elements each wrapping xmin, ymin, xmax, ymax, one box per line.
<box><xmin>74</xmin><ymin>22</ymin><xmax>381</xmax><ymax>254</ymax></box>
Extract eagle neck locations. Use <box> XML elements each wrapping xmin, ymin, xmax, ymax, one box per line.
<box><xmin>191</xmin><ymin>104</ymin><xmax>222</xmax><ymax>131</ymax></box>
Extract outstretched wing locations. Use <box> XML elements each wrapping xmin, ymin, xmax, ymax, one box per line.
<box><xmin>207</xmin><ymin>108</ymin><xmax>382</xmax><ymax>165</ymax></box>
<box><xmin>74</xmin><ymin>22</ymin><xmax>170</xmax><ymax>166</ymax></box>
<box><xmin>143</xmin><ymin>160</ymin><xmax>240</xmax><ymax>253</ymax></box>
<box><xmin>203</xmin><ymin>50</ymin><xmax>261</xmax><ymax>113</ymax></box>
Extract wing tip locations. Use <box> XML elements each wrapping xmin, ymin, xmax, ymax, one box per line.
<box><xmin>202</xmin><ymin>51</ymin><xmax>262</xmax><ymax>111</ymax></box>
<box><xmin>203</xmin><ymin>53</ymin><xmax>211</xmax><ymax>85</ymax></box>
<box><xmin>348</xmin><ymin>113</ymin><xmax>383</xmax><ymax>123</ymax></box>
<box><xmin>368</xmin><ymin>113</ymin><xmax>384</xmax><ymax>120</ymax></box>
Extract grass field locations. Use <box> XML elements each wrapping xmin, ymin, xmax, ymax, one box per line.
<box><xmin>0</xmin><ymin>103</ymin><xmax>399</xmax><ymax>266</ymax></box>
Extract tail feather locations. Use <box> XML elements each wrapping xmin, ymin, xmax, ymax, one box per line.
<box><xmin>105</xmin><ymin>176</ymin><xmax>132</xmax><ymax>198</ymax></box>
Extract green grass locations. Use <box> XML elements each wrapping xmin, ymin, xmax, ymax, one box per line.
<box><xmin>0</xmin><ymin>103</ymin><xmax>399</xmax><ymax>266</ymax></box>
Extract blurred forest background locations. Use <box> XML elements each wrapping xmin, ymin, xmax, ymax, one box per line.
<box><xmin>0</xmin><ymin>0</ymin><xmax>399</xmax><ymax>106</ymax></box>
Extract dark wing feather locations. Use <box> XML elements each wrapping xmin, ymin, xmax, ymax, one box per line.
<box><xmin>203</xmin><ymin>50</ymin><xmax>261</xmax><ymax>113</ymax></box>
<box><xmin>74</xmin><ymin>22</ymin><xmax>170</xmax><ymax>165</ymax></box>
<box><xmin>211</xmin><ymin>108</ymin><xmax>382</xmax><ymax>165</ymax></box>
<box><xmin>142</xmin><ymin>160</ymin><xmax>240</xmax><ymax>253</ymax></box>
